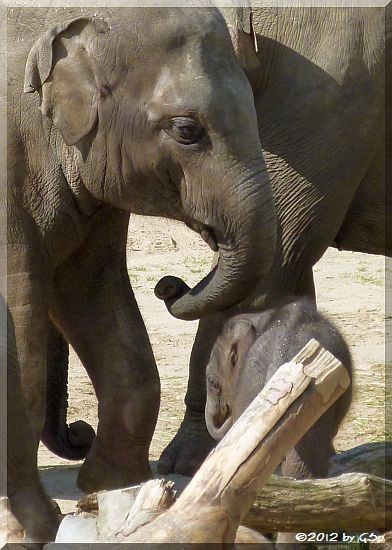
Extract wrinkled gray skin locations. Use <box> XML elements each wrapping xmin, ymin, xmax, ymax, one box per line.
<box><xmin>6</xmin><ymin>5</ymin><xmax>276</xmax><ymax>526</ymax></box>
<box><xmin>205</xmin><ymin>298</ymin><xmax>352</xmax><ymax>545</ymax></box>
<box><xmin>157</xmin><ymin>6</ymin><xmax>390</xmax><ymax>477</ymax></box>
<box><xmin>3</xmin><ymin>295</ymin><xmax>60</xmax><ymax>543</ymax></box>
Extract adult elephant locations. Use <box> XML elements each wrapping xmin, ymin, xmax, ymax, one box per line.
<box><xmin>6</xmin><ymin>5</ymin><xmax>276</xmax><ymax>508</ymax></box>
<box><xmin>157</xmin><ymin>6</ymin><xmax>390</xmax><ymax>476</ymax></box>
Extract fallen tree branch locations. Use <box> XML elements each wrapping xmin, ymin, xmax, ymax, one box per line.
<box><xmin>243</xmin><ymin>471</ymin><xmax>391</xmax><ymax>533</ymax></box>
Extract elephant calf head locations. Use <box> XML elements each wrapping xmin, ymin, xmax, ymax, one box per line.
<box><xmin>205</xmin><ymin>315</ymin><xmax>257</xmax><ymax>439</ymax></box>
<box><xmin>205</xmin><ymin>298</ymin><xmax>352</xmax><ymax>441</ymax></box>
<box><xmin>25</xmin><ymin>7</ymin><xmax>276</xmax><ymax>320</ymax></box>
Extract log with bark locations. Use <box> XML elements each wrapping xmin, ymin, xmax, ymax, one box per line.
<box><xmin>54</xmin><ymin>339</ymin><xmax>350</xmax><ymax>544</ymax></box>
<box><xmin>244</xmin><ymin>470</ymin><xmax>391</xmax><ymax>533</ymax></box>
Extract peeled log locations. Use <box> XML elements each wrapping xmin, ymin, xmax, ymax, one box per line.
<box><xmin>55</xmin><ymin>339</ymin><xmax>350</xmax><ymax>544</ymax></box>
<box><xmin>55</xmin><ymin>479</ymin><xmax>177</xmax><ymax>543</ymax></box>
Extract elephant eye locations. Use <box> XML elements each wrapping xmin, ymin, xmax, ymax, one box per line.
<box><xmin>167</xmin><ymin>116</ymin><xmax>204</xmax><ymax>145</ymax></box>
<box><xmin>207</xmin><ymin>375</ymin><xmax>221</xmax><ymax>395</ymax></box>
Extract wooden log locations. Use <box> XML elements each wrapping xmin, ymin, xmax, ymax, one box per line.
<box><xmin>55</xmin><ymin>479</ymin><xmax>176</xmax><ymax>543</ymax></box>
<box><xmin>243</xmin><ymin>472</ymin><xmax>392</xmax><ymax>533</ymax></box>
<box><xmin>55</xmin><ymin>339</ymin><xmax>350</xmax><ymax>544</ymax></box>
<box><xmin>75</xmin><ymin>442</ymin><xmax>392</xmax><ymax>534</ymax></box>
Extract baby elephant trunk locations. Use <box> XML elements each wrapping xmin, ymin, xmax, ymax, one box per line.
<box><xmin>205</xmin><ymin>385</ymin><xmax>233</xmax><ymax>441</ymax></box>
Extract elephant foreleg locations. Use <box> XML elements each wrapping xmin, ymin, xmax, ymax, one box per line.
<box><xmin>7</xmin><ymin>249</ymin><xmax>50</xmax><ymax>443</ymax></box>
<box><xmin>50</xmin><ymin>210</ymin><xmax>160</xmax><ymax>493</ymax></box>
<box><xmin>5</xmin><ymin>296</ymin><xmax>59</xmax><ymax>542</ymax></box>
<box><xmin>158</xmin><ymin>313</ymin><xmax>224</xmax><ymax>476</ymax></box>
<box><xmin>52</xmin><ymin>280</ymin><xmax>159</xmax><ymax>493</ymax></box>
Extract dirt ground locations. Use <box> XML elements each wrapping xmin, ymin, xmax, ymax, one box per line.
<box><xmin>38</xmin><ymin>215</ymin><xmax>388</xmax><ymax>509</ymax></box>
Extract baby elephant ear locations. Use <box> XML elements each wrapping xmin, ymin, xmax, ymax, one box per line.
<box><xmin>229</xmin><ymin>319</ymin><xmax>257</xmax><ymax>369</ymax></box>
<box><xmin>24</xmin><ymin>17</ymin><xmax>109</xmax><ymax>146</ymax></box>
<box><xmin>220</xmin><ymin>5</ymin><xmax>259</xmax><ymax>71</ymax></box>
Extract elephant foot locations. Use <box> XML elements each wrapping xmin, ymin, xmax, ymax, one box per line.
<box><xmin>7</xmin><ymin>488</ymin><xmax>60</xmax><ymax>545</ymax></box>
<box><xmin>77</xmin><ymin>441</ymin><xmax>153</xmax><ymax>493</ymax></box>
<box><xmin>158</xmin><ymin>413</ymin><xmax>216</xmax><ymax>476</ymax></box>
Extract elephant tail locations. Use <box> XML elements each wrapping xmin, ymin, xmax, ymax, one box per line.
<box><xmin>41</xmin><ymin>322</ymin><xmax>95</xmax><ymax>460</ymax></box>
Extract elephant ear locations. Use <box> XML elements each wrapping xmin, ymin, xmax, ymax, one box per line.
<box><xmin>24</xmin><ymin>17</ymin><xmax>109</xmax><ymax>146</ymax></box>
<box><xmin>228</xmin><ymin>319</ymin><xmax>257</xmax><ymax>370</ymax></box>
<box><xmin>220</xmin><ymin>5</ymin><xmax>259</xmax><ymax>70</ymax></box>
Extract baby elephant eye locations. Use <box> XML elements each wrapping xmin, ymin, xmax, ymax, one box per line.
<box><xmin>167</xmin><ymin>116</ymin><xmax>204</xmax><ymax>145</ymax></box>
<box><xmin>207</xmin><ymin>375</ymin><xmax>221</xmax><ymax>394</ymax></box>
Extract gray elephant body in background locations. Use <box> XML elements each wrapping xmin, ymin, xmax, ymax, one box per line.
<box><xmin>159</xmin><ymin>5</ymin><xmax>389</xmax><ymax>475</ymax></box>
<box><xmin>6</xmin><ymin>5</ymin><xmax>277</xmax><ymax>516</ymax></box>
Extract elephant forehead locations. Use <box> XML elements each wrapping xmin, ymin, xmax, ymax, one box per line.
<box><xmin>101</xmin><ymin>10</ymin><xmax>233</xmax><ymax>99</ymax></box>
<box><xmin>111</xmin><ymin>7</ymin><xmax>229</xmax><ymax>51</ymax></box>
<box><xmin>148</xmin><ymin>65</ymin><xmax>212</xmax><ymax>113</ymax></box>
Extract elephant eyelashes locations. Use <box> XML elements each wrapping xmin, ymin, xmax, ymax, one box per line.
<box><xmin>166</xmin><ymin>116</ymin><xmax>205</xmax><ymax>145</ymax></box>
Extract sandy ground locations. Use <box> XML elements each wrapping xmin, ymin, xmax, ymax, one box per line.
<box><xmin>38</xmin><ymin>215</ymin><xmax>388</xmax><ymax>510</ymax></box>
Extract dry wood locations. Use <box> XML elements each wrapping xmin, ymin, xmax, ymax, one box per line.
<box><xmin>239</xmin><ymin>438</ymin><xmax>391</xmax><ymax>533</ymax></box>
<box><xmin>75</xmin><ymin>442</ymin><xmax>392</xmax><ymax>534</ymax></box>
<box><xmin>56</xmin><ymin>479</ymin><xmax>176</xmax><ymax>543</ymax></box>
<box><xmin>240</xmin><ymin>441</ymin><xmax>392</xmax><ymax>533</ymax></box>
<box><xmin>55</xmin><ymin>339</ymin><xmax>350</xmax><ymax>544</ymax></box>
<box><xmin>243</xmin><ymin>471</ymin><xmax>391</xmax><ymax>532</ymax></box>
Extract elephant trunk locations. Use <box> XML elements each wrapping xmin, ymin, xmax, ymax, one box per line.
<box><xmin>156</xmin><ymin>154</ymin><xmax>276</xmax><ymax>321</ymax></box>
<box><xmin>41</xmin><ymin>322</ymin><xmax>95</xmax><ymax>460</ymax></box>
<box><xmin>205</xmin><ymin>391</ymin><xmax>233</xmax><ymax>441</ymax></box>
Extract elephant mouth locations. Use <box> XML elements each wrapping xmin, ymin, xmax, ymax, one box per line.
<box><xmin>209</xmin><ymin>403</ymin><xmax>233</xmax><ymax>440</ymax></box>
<box><xmin>213</xmin><ymin>403</ymin><xmax>232</xmax><ymax>429</ymax></box>
<box><xmin>154</xmin><ymin>221</ymin><xmax>219</xmax><ymax>302</ymax></box>
<box><xmin>185</xmin><ymin>221</ymin><xmax>218</xmax><ymax>252</ymax></box>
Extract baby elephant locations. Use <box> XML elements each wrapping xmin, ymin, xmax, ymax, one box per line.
<box><xmin>205</xmin><ymin>298</ymin><xmax>352</xmax><ymax>481</ymax></box>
